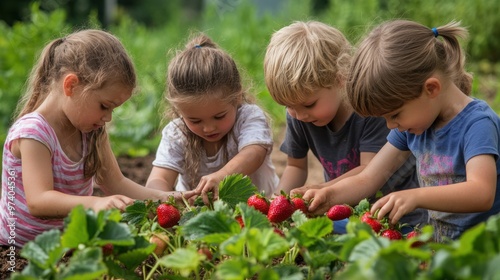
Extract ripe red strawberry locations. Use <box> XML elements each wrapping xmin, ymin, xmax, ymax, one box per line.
<box><xmin>267</xmin><ymin>193</ymin><xmax>295</xmax><ymax>223</ymax></box>
<box><xmin>291</xmin><ymin>195</ymin><xmax>308</xmax><ymax>214</ymax></box>
<box><xmin>247</xmin><ymin>193</ymin><xmax>270</xmax><ymax>215</ymax></box>
<box><xmin>235</xmin><ymin>215</ymin><xmax>244</xmax><ymax>228</ymax></box>
<box><xmin>157</xmin><ymin>203</ymin><xmax>181</xmax><ymax>228</ymax></box>
<box><xmin>101</xmin><ymin>243</ymin><xmax>114</xmax><ymax>256</ymax></box>
<box><xmin>406</xmin><ymin>230</ymin><xmax>419</xmax><ymax>239</ymax></box>
<box><xmin>406</xmin><ymin>229</ymin><xmax>425</xmax><ymax>248</ymax></box>
<box><xmin>360</xmin><ymin>212</ymin><xmax>383</xmax><ymax>233</ymax></box>
<box><xmin>273</xmin><ymin>227</ymin><xmax>285</xmax><ymax>237</ymax></box>
<box><xmin>381</xmin><ymin>228</ymin><xmax>402</xmax><ymax>240</ymax></box>
<box><xmin>326</xmin><ymin>204</ymin><xmax>353</xmax><ymax>221</ymax></box>
<box><xmin>198</xmin><ymin>247</ymin><xmax>213</xmax><ymax>261</ymax></box>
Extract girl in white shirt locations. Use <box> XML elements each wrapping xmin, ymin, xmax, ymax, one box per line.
<box><xmin>146</xmin><ymin>34</ymin><xmax>279</xmax><ymax>204</ymax></box>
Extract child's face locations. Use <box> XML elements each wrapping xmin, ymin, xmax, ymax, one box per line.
<box><xmin>66</xmin><ymin>82</ymin><xmax>132</xmax><ymax>133</ymax></box>
<box><xmin>285</xmin><ymin>87</ymin><xmax>342</xmax><ymax>127</ymax></box>
<box><xmin>382</xmin><ymin>92</ymin><xmax>438</xmax><ymax>135</ymax></box>
<box><xmin>176</xmin><ymin>97</ymin><xmax>238</xmax><ymax>143</ymax></box>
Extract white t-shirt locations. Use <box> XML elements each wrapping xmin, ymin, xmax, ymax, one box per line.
<box><xmin>153</xmin><ymin>104</ymin><xmax>279</xmax><ymax>196</ymax></box>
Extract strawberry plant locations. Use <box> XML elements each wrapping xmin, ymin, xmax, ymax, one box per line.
<box><xmin>11</xmin><ymin>175</ymin><xmax>500</xmax><ymax>279</ymax></box>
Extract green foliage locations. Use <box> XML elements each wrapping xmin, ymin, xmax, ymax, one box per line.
<box><xmin>11</xmin><ymin>205</ymin><xmax>154</xmax><ymax>280</ymax></box>
<box><xmin>12</xmin><ymin>174</ymin><xmax>500</xmax><ymax>279</ymax></box>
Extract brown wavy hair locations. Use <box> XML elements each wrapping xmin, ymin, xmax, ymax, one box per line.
<box><xmin>347</xmin><ymin>20</ymin><xmax>472</xmax><ymax>117</ymax></box>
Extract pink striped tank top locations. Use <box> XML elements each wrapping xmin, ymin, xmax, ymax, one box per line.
<box><xmin>0</xmin><ymin>112</ymin><xmax>92</xmax><ymax>246</ymax></box>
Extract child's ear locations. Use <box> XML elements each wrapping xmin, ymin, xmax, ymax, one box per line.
<box><xmin>424</xmin><ymin>77</ymin><xmax>441</xmax><ymax>98</ymax></box>
<box><xmin>63</xmin><ymin>74</ymin><xmax>79</xmax><ymax>97</ymax></box>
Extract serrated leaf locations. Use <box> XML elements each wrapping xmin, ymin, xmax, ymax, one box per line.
<box><xmin>237</xmin><ymin>203</ymin><xmax>270</xmax><ymax>229</ymax></box>
<box><xmin>220</xmin><ymin>231</ymin><xmax>247</xmax><ymax>256</ymax></box>
<box><xmin>180</xmin><ymin>211</ymin><xmax>238</xmax><ymax>242</ymax></box>
<box><xmin>246</xmin><ymin>228</ymin><xmax>289</xmax><ymax>263</ymax></box>
<box><xmin>122</xmin><ymin>200</ymin><xmax>150</xmax><ymax>227</ymax></box>
<box><xmin>115</xmin><ymin>236</ymin><xmax>155</xmax><ymax>268</ymax></box>
<box><xmin>61</xmin><ymin>205</ymin><xmax>90</xmax><ymax>248</ymax></box>
<box><xmin>104</xmin><ymin>259</ymin><xmax>141</xmax><ymax>280</ymax></box>
<box><xmin>218</xmin><ymin>174</ymin><xmax>258</xmax><ymax>208</ymax></box>
<box><xmin>19</xmin><ymin>229</ymin><xmax>64</xmax><ymax>269</ymax></box>
<box><xmin>215</xmin><ymin>258</ymin><xmax>260</xmax><ymax>280</ymax></box>
<box><xmin>157</xmin><ymin>248</ymin><xmax>202</xmax><ymax>277</ymax></box>
<box><xmin>95</xmin><ymin>221</ymin><xmax>135</xmax><ymax>246</ymax></box>
<box><xmin>57</xmin><ymin>247</ymin><xmax>107</xmax><ymax>280</ymax></box>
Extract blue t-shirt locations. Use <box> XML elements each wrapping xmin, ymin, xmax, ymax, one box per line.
<box><xmin>388</xmin><ymin>99</ymin><xmax>500</xmax><ymax>240</ymax></box>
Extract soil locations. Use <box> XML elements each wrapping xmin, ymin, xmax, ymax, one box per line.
<box><xmin>0</xmin><ymin>133</ymin><xmax>324</xmax><ymax>278</ymax></box>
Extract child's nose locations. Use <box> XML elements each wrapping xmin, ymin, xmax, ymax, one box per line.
<box><xmin>385</xmin><ymin>119</ymin><xmax>398</xmax><ymax>130</ymax></box>
<box><xmin>102</xmin><ymin>111</ymin><xmax>112</xmax><ymax>122</ymax></box>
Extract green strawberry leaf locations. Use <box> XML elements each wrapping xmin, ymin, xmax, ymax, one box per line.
<box><xmin>19</xmin><ymin>229</ymin><xmax>64</xmax><ymax>270</ymax></box>
<box><xmin>180</xmin><ymin>210</ymin><xmax>239</xmax><ymax>243</ymax></box>
<box><xmin>237</xmin><ymin>202</ymin><xmax>270</xmax><ymax>229</ymax></box>
<box><xmin>157</xmin><ymin>248</ymin><xmax>203</xmax><ymax>277</ymax></box>
<box><xmin>57</xmin><ymin>247</ymin><xmax>107</xmax><ymax>280</ymax></box>
<box><xmin>218</xmin><ymin>174</ymin><xmax>258</xmax><ymax>208</ymax></box>
<box><xmin>115</xmin><ymin>236</ymin><xmax>155</xmax><ymax>268</ymax></box>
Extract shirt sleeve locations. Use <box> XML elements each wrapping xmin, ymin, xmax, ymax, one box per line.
<box><xmin>235</xmin><ymin>104</ymin><xmax>274</xmax><ymax>154</ymax></box>
<box><xmin>387</xmin><ymin>129</ymin><xmax>410</xmax><ymax>151</ymax></box>
<box><xmin>279</xmin><ymin>112</ymin><xmax>309</xmax><ymax>159</ymax></box>
<box><xmin>464</xmin><ymin>116</ymin><xmax>499</xmax><ymax>162</ymax></box>
<box><xmin>152</xmin><ymin>120</ymin><xmax>186</xmax><ymax>173</ymax></box>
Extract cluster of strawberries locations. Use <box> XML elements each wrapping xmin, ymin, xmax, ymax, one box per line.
<box><xmin>246</xmin><ymin>191</ymin><xmax>307</xmax><ymax>223</ymax></box>
<box><xmin>326</xmin><ymin>203</ymin><xmax>421</xmax><ymax>242</ymax></box>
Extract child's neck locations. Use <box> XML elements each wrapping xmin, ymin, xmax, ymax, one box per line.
<box><xmin>328</xmin><ymin>101</ymin><xmax>353</xmax><ymax>132</ymax></box>
<box><xmin>36</xmin><ymin>98</ymin><xmax>83</xmax><ymax>161</ymax></box>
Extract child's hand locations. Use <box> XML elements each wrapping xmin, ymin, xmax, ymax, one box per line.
<box><xmin>93</xmin><ymin>195</ymin><xmax>134</xmax><ymax>212</ymax></box>
<box><xmin>194</xmin><ymin>173</ymin><xmax>224</xmax><ymax>205</ymax></box>
<box><xmin>290</xmin><ymin>184</ymin><xmax>322</xmax><ymax>197</ymax></box>
<box><xmin>302</xmin><ymin>187</ymin><xmax>335</xmax><ymax>215</ymax></box>
<box><xmin>160</xmin><ymin>190</ymin><xmax>197</xmax><ymax>204</ymax></box>
<box><xmin>370</xmin><ymin>190</ymin><xmax>416</xmax><ymax>225</ymax></box>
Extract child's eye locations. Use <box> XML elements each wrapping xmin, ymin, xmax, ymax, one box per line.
<box><xmin>304</xmin><ymin>102</ymin><xmax>316</xmax><ymax>108</ymax></box>
<box><xmin>190</xmin><ymin>120</ymin><xmax>201</xmax><ymax>124</ymax></box>
<box><xmin>101</xmin><ymin>104</ymin><xmax>109</xmax><ymax>110</ymax></box>
<box><xmin>390</xmin><ymin>114</ymin><xmax>398</xmax><ymax>120</ymax></box>
<box><xmin>215</xmin><ymin>114</ymin><xmax>226</xmax><ymax>120</ymax></box>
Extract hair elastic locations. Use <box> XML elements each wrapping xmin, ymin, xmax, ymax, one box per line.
<box><xmin>431</xmin><ymin>27</ymin><xmax>439</xmax><ymax>37</ymax></box>
<box><xmin>194</xmin><ymin>44</ymin><xmax>201</xmax><ymax>49</ymax></box>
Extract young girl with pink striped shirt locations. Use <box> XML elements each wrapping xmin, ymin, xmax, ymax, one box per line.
<box><xmin>0</xmin><ymin>29</ymin><xmax>195</xmax><ymax>247</ymax></box>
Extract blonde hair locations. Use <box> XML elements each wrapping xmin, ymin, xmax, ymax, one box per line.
<box><xmin>264</xmin><ymin>21</ymin><xmax>352</xmax><ymax>105</ymax></box>
<box><xmin>166</xmin><ymin>33</ymin><xmax>250</xmax><ymax>186</ymax></box>
<box><xmin>347</xmin><ymin>20</ymin><xmax>472</xmax><ymax>116</ymax></box>
<box><xmin>15</xmin><ymin>29</ymin><xmax>136</xmax><ymax>183</ymax></box>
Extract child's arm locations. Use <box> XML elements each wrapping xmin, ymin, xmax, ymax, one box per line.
<box><xmin>20</xmin><ymin>138</ymin><xmax>132</xmax><ymax>217</ymax></box>
<box><xmin>146</xmin><ymin>166</ymin><xmax>179</xmax><ymax>192</ymax></box>
<box><xmin>302</xmin><ymin>143</ymin><xmax>410</xmax><ymax>215</ymax></box>
<box><xmin>195</xmin><ymin>144</ymin><xmax>268</xmax><ymax>204</ymax></box>
<box><xmin>277</xmin><ymin>156</ymin><xmax>308</xmax><ymax>194</ymax></box>
<box><xmin>98</xmin><ymin>139</ymin><xmax>195</xmax><ymax>203</ymax></box>
<box><xmin>372</xmin><ymin>154</ymin><xmax>497</xmax><ymax>224</ymax></box>
<box><xmin>291</xmin><ymin>151</ymin><xmax>377</xmax><ymax>196</ymax></box>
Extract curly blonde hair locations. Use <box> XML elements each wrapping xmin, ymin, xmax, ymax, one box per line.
<box><xmin>264</xmin><ymin>21</ymin><xmax>352</xmax><ymax>106</ymax></box>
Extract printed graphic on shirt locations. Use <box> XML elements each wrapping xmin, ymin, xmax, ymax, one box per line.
<box><xmin>320</xmin><ymin>148</ymin><xmax>359</xmax><ymax>180</ymax></box>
